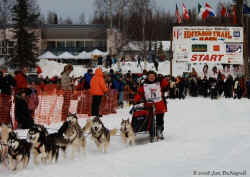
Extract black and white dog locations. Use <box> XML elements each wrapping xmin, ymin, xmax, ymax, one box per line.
<box><xmin>27</xmin><ymin>124</ymin><xmax>60</xmax><ymax>165</ymax></box>
<box><xmin>7</xmin><ymin>131</ymin><xmax>32</xmax><ymax>170</ymax></box>
<box><xmin>57</xmin><ymin>113</ymin><xmax>92</xmax><ymax>158</ymax></box>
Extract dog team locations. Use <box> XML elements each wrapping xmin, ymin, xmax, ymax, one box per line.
<box><xmin>0</xmin><ymin>114</ymin><xmax>136</xmax><ymax>171</ymax></box>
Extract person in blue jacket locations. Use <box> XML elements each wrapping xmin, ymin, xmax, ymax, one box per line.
<box><xmin>83</xmin><ymin>69</ymin><xmax>93</xmax><ymax>90</ymax></box>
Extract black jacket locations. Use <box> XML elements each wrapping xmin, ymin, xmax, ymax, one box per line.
<box><xmin>0</xmin><ymin>73</ymin><xmax>16</xmax><ymax>95</ymax></box>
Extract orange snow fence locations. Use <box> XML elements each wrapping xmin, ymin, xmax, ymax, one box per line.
<box><xmin>0</xmin><ymin>87</ymin><xmax>118</xmax><ymax>126</ymax></box>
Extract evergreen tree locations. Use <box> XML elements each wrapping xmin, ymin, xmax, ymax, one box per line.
<box><xmin>9</xmin><ymin>0</ymin><xmax>40</xmax><ymax>69</ymax></box>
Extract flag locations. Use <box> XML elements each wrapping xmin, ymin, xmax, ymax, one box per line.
<box><xmin>175</xmin><ymin>4</ymin><xmax>182</xmax><ymax>24</ymax></box>
<box><xmin>232</xmin><ymin>5</ymin><xmax>237</xmax><ymax>24</ymax></box>
<box><xmin>226</xmin><ymin>7</ymin><xmax>231</xmax><ymax>18</ymax></box>
<box><xmin>200</xmin><ymin>3</ymin><xmax>216</xmax><ymax>20</ymax></box>
<box><xmin>220</xmin><ymin>3</ymin><xmax>226</xmax><ymax>17</ymax></box>
<box><xmin>182</xmin><ymin>3</ymin><xmax>190</xmax><ymax>20</ymax></box>
<box><xmin>243</xmin><ymin>4</ymin><xmax>250</xmax><ymax>14</ymax></box>
<box><xmin>198</xmin><ymin>3</ymin><xmax>202</xmax><ymax>14</ymax></box>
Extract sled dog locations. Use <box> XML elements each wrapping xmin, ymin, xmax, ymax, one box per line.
<box><xmin>89</xmin><ymin>117</ymin><xmax>117</xmax><ymax>153</ymax></box>
<box><xmin>27</xmin><ymin>124</ymin><xmax>59</xmax><ymax>164</ymax></box>
<box><xmin>7</xmin><ymin>131</ymin><xmax>32</xmax><ymax>170</ymax></box>
<box><xmin>57</xmin><ymin>113</ymin><xmax>92</xmax><ymax>158</ymax></box>
<box><xmin>120</xmin><ymin>119</ymin><xmax>135</xmax><ymax>145</ymax></box>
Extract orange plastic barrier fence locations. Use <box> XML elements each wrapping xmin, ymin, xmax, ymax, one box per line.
<box><xmin>0</xmin><ymin>94</ymin><xmax>12</xmax><ymax>124</ymax></box>
<box><xmin>0</xmin><ymin>89</ymin><xmax>118</xmax><ymax>126</ymax></box>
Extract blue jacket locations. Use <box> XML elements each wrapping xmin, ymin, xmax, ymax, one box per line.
<box><xmin>84</xmin><ymin>73</ymin><xmax>93</xmax><ymax>85</ymax></box>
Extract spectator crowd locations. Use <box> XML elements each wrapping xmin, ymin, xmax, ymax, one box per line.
<box><xmin>1</xmin><ymin>62</ymin><xmax>250</xmax><ymax>129</ymax></box>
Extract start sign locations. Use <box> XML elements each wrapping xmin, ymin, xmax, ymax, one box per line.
<box><xmin>191</xmin><ymin>54</ymin><xmax>224</xmax><ymax>62</ymax></box>
<box><xmin>172</xmin><ymin>26</ymin><xmax>243</xmax><ymax>64</ymax></box>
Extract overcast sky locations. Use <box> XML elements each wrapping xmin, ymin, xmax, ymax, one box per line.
<box><xmin>37</xmin><ymin>0</ymin><xmax>232</xmax><ymax>23</ymax></box>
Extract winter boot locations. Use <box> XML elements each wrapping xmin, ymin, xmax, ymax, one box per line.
<box><xmin>157</xmin><ymin>130</ymin><xmax>164</xmax><ymax>140</ymax></box>
<box><xmin>157</xmin><ymin>127</ymin><xmax>164</xmax><ymax>140</ymax></box>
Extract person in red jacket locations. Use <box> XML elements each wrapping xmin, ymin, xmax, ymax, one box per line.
<box><xmin>134</xmin><ymin>70</ymin><xmax>168</xmax><ymax>141</ymax></box>
<box><xmin>14</xmin><ymin>67</ymin><xmax>34</xmax><ymax>129</ymax></box>
<box><xmin>14</xmin><ymin>67</ymin><xmax>28</xmax><ymax>92</ymax></box>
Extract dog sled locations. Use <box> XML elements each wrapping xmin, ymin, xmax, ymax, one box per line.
<box><xmin>130</xmin><ymin>100</ymin><xmax>158</xmax><ymax>142</ymax></box>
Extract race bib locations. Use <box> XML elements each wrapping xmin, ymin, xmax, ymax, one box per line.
<box><xmin>144</xmin><ymin>83</ymin><xmax>162</xmax><ymax>103</ymax></box>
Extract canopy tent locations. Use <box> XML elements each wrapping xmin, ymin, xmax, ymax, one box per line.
<box><xmin>89</xmin><ymin>49</ymin><xmax>107</xmax><ymax>56</ymax></box>
<box><xmin>75</xmin><ymin>51</ymin><xmax>92</xmax><ymax>60</ymax></box>
<box><xmin>38</xmin><ymin>51</ymin><xmax>57</xmax><ymax>59</ymax></box>
<box><xmin>58</xmin><ymin>51</ymin><xmax>76</xmax><ymax>59</ymax></box>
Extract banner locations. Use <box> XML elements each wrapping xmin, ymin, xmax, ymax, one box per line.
<box><xmin>172</xmin><ymin>26</ymin><xmax>244</xmax><ymax>64</ymax></box>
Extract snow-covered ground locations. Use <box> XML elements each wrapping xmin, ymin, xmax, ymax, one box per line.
<box><xmin>37</xmin><ymin>59</ymin><xmax>216</xmax><ymax>78</ymax></box>
<box><xmin>1</xmin><ymin>97</ymin><xmax>250</xmax><ymax>177</ymax></box>
<box><xmin>0</xmin><ymin>57</ymin><xmax>230</xmax><ymax>78</ymax></box>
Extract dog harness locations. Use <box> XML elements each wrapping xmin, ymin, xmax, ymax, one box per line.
<box><xmin>9</xmin><ymin>147</ymin><xmax>19</xmax><ymax>160</ymax></box>
<box><xmin>34</xmin><ymin>143</ymin><xmax>43</xmax><ymax>154</ymax></box>
<box><xmin>121</xmin><ymin>128</ymin><xmax>129</xmax><ymax>138</ymax></box>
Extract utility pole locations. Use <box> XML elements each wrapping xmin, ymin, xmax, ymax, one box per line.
<box><xmin>106</xmin><ymin>0</ymin><xmax>113</xmax><ymax>56</ymax></box>
<box><xmin>109</xmin><ymin>0</ymin><xmax>113</xmax><ymax>30</ymax></box>
<box><xmin>142</xmin><ymin>0</ymin><xmax>147</xmax><ymax>70</ymax></box>
<box><xmin>241</xmin><ymin>0</ymin><xmax>249</xmax><ymax>80</ymax></box>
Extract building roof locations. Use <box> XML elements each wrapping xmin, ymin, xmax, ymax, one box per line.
<box><xmin>42</xmin><ymin>24</ymin><xmax>107</xmax><ymax>40</ymax></box>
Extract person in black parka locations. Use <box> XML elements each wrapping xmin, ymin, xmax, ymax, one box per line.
<box><xmin>15</xmin><ymin>89</ymin><xmax>34</xmax><ymax>129</ymax></box>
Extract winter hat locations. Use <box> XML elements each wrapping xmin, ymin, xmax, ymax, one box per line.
<box><xmin>61</xmin><ymin>64</ymin><xmax>73</xmax><ymax>75</ymax></box>
<box><xmin>147</xmin><ymin>70</ymin><xmax>157</xmax><ymax>76</ymax></box>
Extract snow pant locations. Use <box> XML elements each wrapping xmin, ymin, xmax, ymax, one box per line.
<box><xmin>145</xmin><ymin>105</ymin><xmax>165</xmax><ymax>137</ymax></box>
<box><xmin>224</xmin><ymin>86</ymin><xmax>233</xmax><ymax>98</ymax></box>
<box><xmin>15</xmin><ymin>97</ymin><xmax>34</xmax><ymax>129</ymax></box>
<box><xmin>210</xmin><ymin>87</ymin><xmax>217</xmax><ymax>99</ymax></box>
<box><xmin>0</xmin><ymin>94</ymin><xmax>12</xmax><ymax>124</ymax></box>
<box><xmin>234</xmin><ymin>88</ymin><xmax>242</xmax><ymax>99</ymax></box>
<box><xmin>118</xmin><ymin>91</ymin><xmax>124</xmax><ymax>107</ymax></box>
<box><xmin>178</xmin><ymin>87</ymin><xmax>185</xmax><ymax>99</ymax></box>
<box><xmin>61</xmin><ymin>90</ymin><xmax>72</xmax><ymax>121</ymax></box>
<box><xmin>91</xmin><ymin>95</ymin><xmax>102</xmax><ymax>117</ymax></box>
<box><xmin>137</xmin><ymin>62</ymin><xmax>142</xmax><ymax>69</ymax></box>
<box><xmin>248</xmin><ymin>87</ymin><xmax>250</xmax><ymax>99</ymax></box>
<box><xmin>169</xmin><ymin>88</ymin><xmax>176</xmax><ymax>98</ymax></box>
<box><xmin>149</xmin><ymin>113</ymin><xmax>164</xmax><ymax>137</ymax></box>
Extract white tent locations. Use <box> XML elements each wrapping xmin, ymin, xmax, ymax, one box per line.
<box><xmin>75</xmin><ymin>51</ymin><xmax>92</xmax><ymax>59</ymax></box>
<box><xmin>58</xmin><ymin>51</ymin><xmax>75</xmax><ymax>59</ymax></box>
<box><xmin>38</xmin><ymin>51</ymin><xmax>57</xmax><ymax>59</ymax></box>
<box><xmin>89</xmin><ymin>49</ymin><xmax>107</xmax><ymax>56</ymax></box>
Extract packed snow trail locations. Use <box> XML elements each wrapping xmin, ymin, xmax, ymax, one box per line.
<box><xmin>1</xmin><ymin>98</ymin><xmax>250</xmax><ymax>177</ymax></box>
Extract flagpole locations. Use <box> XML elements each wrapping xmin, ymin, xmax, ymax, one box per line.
<box><xmin>170</xmin><ymin>26</ymin><xmax>173</xmax><ymax>77</ymax></box>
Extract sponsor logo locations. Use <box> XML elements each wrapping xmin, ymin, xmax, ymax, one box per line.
<box><xmin>233</xmin><ymin>31</ymin><xmax>240</xmax><ymax>37</ymax></box>
<box><xmin>213</xmin><ymin>45</ymin><xmax>220</xmax><ymax>52</ymax></box>
<box><xmin>174</xmin><ymin>30</ymin><xmax>182</xmax><ymax>40</ymax></box>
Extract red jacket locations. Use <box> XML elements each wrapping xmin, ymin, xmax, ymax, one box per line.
<box><xmin>15</xmin><ymin>72</ymin><xmax>28</xmax><ymax>91</ymax></box>
<box><xmin>134</xmin><ymin>78</ymin><xmax>168</xmax><ymax>114</ymax></box>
